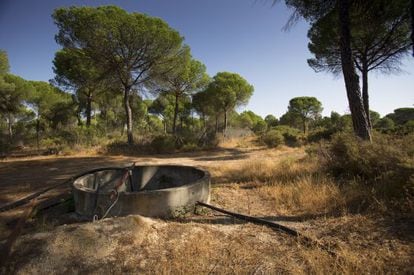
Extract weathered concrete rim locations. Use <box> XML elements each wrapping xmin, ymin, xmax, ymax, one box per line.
<box><xmin>72</xmin><ymin>164</ymin><xmax>211</xmax><ymax>218</ymax></box>
<box><xmin>72</xmin><ymin>164</ymin><xmax>211</xmax><ymax>195</ymax></box>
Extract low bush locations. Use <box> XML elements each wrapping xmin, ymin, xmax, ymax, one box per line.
<box><xmin>393</xmin><ymin>120</ymin><xmax>414</xmax><ymax>135</ymax></box>
<box><xmin>252</xmin><ymin>120</ymin><xmax>267</xmax><ymax>135</ymax></box>
<box><xmin>262</xmin><ymin>130</ymin><xmax>284</xmax><ymax>148</ymax></box>
<box><xmin>150</xmin><ymin>135</ymin><xmax>177</xmax><ymax>154</ymax></box>
<box><xmin>270</xmin><ymin>125</ymin><xmax>304</xmax><ymax>146</ymax></box>
<box><xmin>322</xmin><ymin>132</ymin><xmax>414</xmax><ymax>208</ymax></box>
<box><xmin>105</xmin><ymin>140</ymin><xmax>147</xmax><ymax>155</ymax></box>
<box><xmin>181</xmin><ymin>142</ymin><xmax>199</xmax><ymax>152</ymax></box>
<box><xmin>307</xmin><ymin>127</ymin><xmax>336</xmax><ymax>143</ymax></box>
<box><xmin>0</xmin><ymin>132</ymin><xmax>11</xmax><ymax>155</ymax></box>
<box><xmin>198</xmin><ymin>131</ymin><xmax>220</xmax><ymax>148</ymax></box>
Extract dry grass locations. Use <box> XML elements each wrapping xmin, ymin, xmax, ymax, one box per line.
<box><xmin>214</xmin><ymin>156</ymin><xmax>315</xmax><ymax>184</ymax></box>
<box><xmin>2</xmin><ymin>138</ymin><xmax>413</xmax><ymax>274</ymax></box>
<box><xmin>257</xmin><ymin>176</ymin><xmax>346</xmax><ymax>215</ymax></box>
<box><xmin>211</xmin><ymin>152</ymin><xmax>384</xmax><ymax>216</ymax></box>
<box><xmin>204</xmin><ymin>153</ymin><xmax>412</xmax><ymax>274</ymax></box>
<box><xmin>218</xmin><ymin>135</ymin><xmax>258</xmax><ymax>149</ymax></box>
<box><xmin>7</xmin><ymin>215</ymin><xmax>412</xmax><ymax>274</ymax></box>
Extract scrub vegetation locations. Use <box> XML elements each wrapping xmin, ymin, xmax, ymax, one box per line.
<box><xmin>2</xmin><ymin>137</ymin><xmax>413</xmax><ymax>273</ymax></box>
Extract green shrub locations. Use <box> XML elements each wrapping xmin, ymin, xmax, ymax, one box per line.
<box><xmin>181</xmin><ymin>142</ymin><xmax>199</xmax><ymax>152</ymax></box>
<box><xmin>40</xmin><ymin>137</ymin><xmax>63</xmax><ymax>148</ymax></box>
<box><xmin>270</xmin><ymin>126</ymin><xmax>304</xmax><ymax>146</ymax></box>
<box><xmin>150</xmin><ymin>135</ymin><xmax>176</xmax><ymax>153</ymax></box>
<box><xmin>73</xmin><ymin>126</ymin><xmax>107</xmax><ymax>146</ymax></box>
<box><xmin>262</xmin><ymin>130</ymin><xmax>284</xmax><ymax>148</ymax></box>
<box><xmin>178</xmin><ymin>128</ymin><xmax>199</xmax><ymax>147</ymax></box>
<box><xmin>374</xmin><ymin>117</ymin><xmax>395</xmax><ymax>131</ymax></box>
<box><xmin>307</xmin><ymin>127</ymin><xmax>336</xmax><ymax>143</ymax></box>
<box><xmin>252</xmin><ymin>120</ymin><xmax>267</xmax><ymax>135</ymax></box>
<box><xmin>323</xmin><ymin>132</ymin><xmax>414</xmax><ymax>202</ymax></box>
<box><xmin>198</xmin><ymin>131</ymin><xmax>219</xmax><ymax>148</ymax></box>
<box><xmin>55</xmin><ymin>130</ymin><xmax>77</xmax><ymax>145</ymax></box>
<box><xmin>105</xmin><ymin>140</ymin><xmax>142</xmax><ymax>155</ymax></box>
<box><xmin>395</xmin><ymin>120</ymin><xmax>414</xmax><ymax>135</ymax></box>
<box><xmin>0</xmin><ymin>133</ymin><xmax>11</xmax><ymax>155</ymax></box>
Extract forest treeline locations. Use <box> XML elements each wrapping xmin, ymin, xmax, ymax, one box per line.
<box><xmin>0</xmin><ymin>3</ymin><xmax>413</xmax><ymax>155</ymax></box>
<box><xmin>1</xmin><ymin>40</ymin><xmax>413</xmax><ymax>154</ymax></box>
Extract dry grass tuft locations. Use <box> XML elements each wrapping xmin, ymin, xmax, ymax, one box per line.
<box><xmin>210</xmin><ymin>152</ymin><xmax>382</xmax><ymax>216</ymax></box>
<box><xmin>257</xmin><ymin>176</ymin><xmax>346</xmax><ymax>215</ymax></box>
<box><xmin>216</xmin><ymin>157</ymin><xmax>317</xmax><ymax>184</ymax></box>
<box><xmin>218</xmin><ymin>135</ymin><xmax>258</xmax><ymax>149</ymax></box>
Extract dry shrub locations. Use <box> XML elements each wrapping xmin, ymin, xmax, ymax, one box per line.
<box><xmin>105</xmin><ymin>135</ymin><xmax>178</xmax><ymax>155</ymax></box>
<box><xmin>212</xmin><ymin>157</ymin><xmax>348</xmax><ymax>215</ymax></box>
<box><xmin>295</xmin><ymin>242</ymin><xmax>411</xmax><ymax>275</ymax></box>
<box><xmin>257</xmin><ymin>176</ymin><xmax>346</xmax><ymax>215</ymax></box>
<box><xmin>324</xmin><ymin>132</ymin><xmax>414</xmax><ymax>212</ymax></box>
<box><xmin>218</xmin><ymin>135</ymin><xmax>258</xmax><ymax>149</ymax></box>
<box><xmin>327</xmin><ymin>132</ymin><xmax>413</xmax><ymax>180</ymax></box>
<box><xmin>212</xmin><ymin>151</ymin><xmax>388</xmax><ymax>216</ymax></box>
<box><xmin>105</xmin><ymin>140</ymin><xmax>148</xmax><ymax>156</ymax></box>
<box><xmin>217</xmin><ymin>157</ymin><xmax>318</xmax><ymax>185</ymax></box>
<box><xmin>150</xmin><ymin>134</ymin><xmax>177</xmax><ymax>153</ymax></box>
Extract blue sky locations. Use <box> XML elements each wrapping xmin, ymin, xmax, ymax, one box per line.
<box><xmin>0</xmin><ymin>0</ymin><xmax>413</xmax><ymax>118</ymax></box>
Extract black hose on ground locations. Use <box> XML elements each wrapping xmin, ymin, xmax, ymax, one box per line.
<box><xmin>196</xmin><ymin>201</ymin><xmax>337</xmax><ymax>257</ymax></box>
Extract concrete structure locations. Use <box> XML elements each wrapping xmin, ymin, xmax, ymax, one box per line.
<box><xmin>73</xmin><ymin>165</ymin><xmax>210</xmax><ymax>219</ymax></box>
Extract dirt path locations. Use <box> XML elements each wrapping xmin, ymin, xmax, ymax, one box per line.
<box><xmin>0</xmin><ymin>146</ymin><xmax>301</xmax><ymax>234</ymax></box>
<box><xmin>0</xmin><ymin>146</ymin><xmax>286</xmax><ymax>204</ymax></box>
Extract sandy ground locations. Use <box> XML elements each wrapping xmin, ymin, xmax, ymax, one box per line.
<box><xmin>0</xmin><ymin>146</ymin><xmax>413</xmax><ymax>274</ymax></box>
<box><xmin>0</xmin><ymin>146</ymin><xmax>300</xmax><ymax>238</ymax></box>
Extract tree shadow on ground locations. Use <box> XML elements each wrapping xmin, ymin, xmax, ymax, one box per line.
<box><xmin>0</xmin><ymin>235</ymin><xmax>48</xmax><ymax>272</ymax></box>
<box><xmin>0</xmin><ymin>157</ymin><xmax>134</xmax><ymax>205</ymax></box>
<box><xmin>0</xmin><ymin>145</ymin><xmax>254</xmax><ymax>206</ymax></box>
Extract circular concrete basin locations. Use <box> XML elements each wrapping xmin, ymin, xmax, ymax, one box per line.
<box><xmin>73</xmin><ymin>165</ymin><xmax>210</xmax><ymax>219</ymax></box>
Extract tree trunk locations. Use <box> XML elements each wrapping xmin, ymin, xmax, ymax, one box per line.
<box><xmin>36</xmin><ymin>118</ymin><xmax>40</xmax><ymax>151</ymax></box>
<box><xmin>191</xmin><ymin>110</ymin><xmax>194</xmax><ymax>131</ymax></box>
<box><xmin>338</xmin><ymin>0</ymin><xmax>371</xmax><ymax>141</ymax></box>
<box><xmin>202</xmin><ymin>114</ymin><xmax>206</xmax><ymax>130</ymax></box>
<box><xmin>76</xmin><ymin>102</ymin><xmax>83</xmax><ymax>126</ymax></box>
<box><xmin>102</xmin><ymin>108</ymin><xmax>108</xmax><ymax>133</ymax></box>
<box><xmin>123</xmin><ymin>88</ymin><xmax>134</xmax><ymax>145</ymax></box>
<box><xmin>223</xmin><ymin>110</ymin><xmax>228</xmax><ymax>137</ymax></box>
<box><xmin>361</xmin><ymin>63</ymin><xmax>371</xmax><ymax>129</ymax></box>
<box><xmin>86</xmin><ymin>95</ymin><xmax>92</xmax><ymax>127</ymax></box>
<box><xmin>7</xmin><ymin>114</ymin><xmax>13</xmax><ymax>144</ymax></box>
<box><xmin>215</xmin><ymin>115</ymin><xmax>219</xmax><ymax>134</ymax></box>
<box><xmin>172</xmin><ymin>93</ymin><xmax>179</xmax><ymax>136</ymax></box>
<box><xmin>302</xmin><ymin>118</ymin><xmax>307</xmax><ymax>134</ymax></box>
